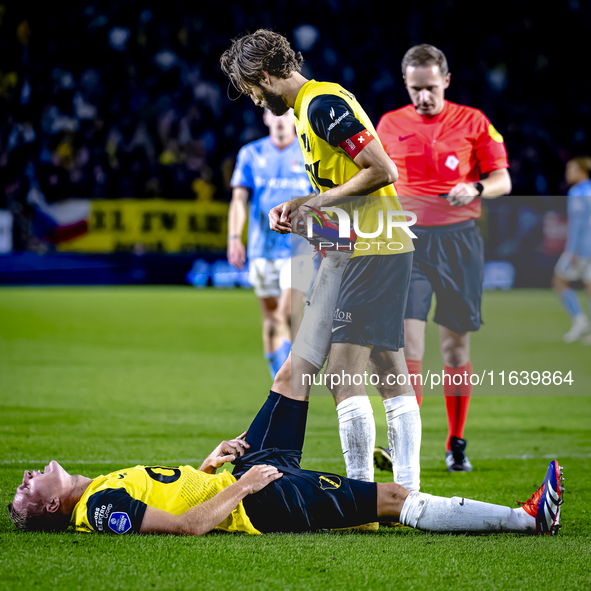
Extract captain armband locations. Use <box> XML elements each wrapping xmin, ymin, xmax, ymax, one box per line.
<box><xmin>338</xmin><ymin>129</ymin><xmax>375</xmax><ymax>158</ymax></box>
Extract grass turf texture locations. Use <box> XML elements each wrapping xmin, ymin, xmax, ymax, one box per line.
<box><xmin>1</xmin><ymin>286</ymin><xmax>590</xmax><ymax>590</ymax></box>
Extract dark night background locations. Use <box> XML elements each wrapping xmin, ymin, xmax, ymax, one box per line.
<box><xmin>0</xmin><ymin>0</ymin><xmax>590</xmax><ymax>284</ymax></box>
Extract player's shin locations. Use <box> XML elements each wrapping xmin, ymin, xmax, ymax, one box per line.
<box><xmin>443</xmin><ymin>362</ymin><xmax>472</xmax><ymax>450</ymax></box>
<box><xmin>336</xmin><ymin>396</ymin><xmax>376</xmax><ymax>482</ymax></box>
<box><xmin>406</xmin><ymin>359</ymin><xmax>423</xmax><ymax>408</ymax></box>
<box><xmin>383</xmin><ymin>394</ymin><xmax>421</xmax><ymax>491</ymax></box>
<box><xmin>559</xmin><ymin>287</ymin><xmax>584</xmax><ymax>319</ymax></box>
<box><xmin>399</xmin><ymin>491</ymin><xmax>535</xmax><ymax>534</ymax></box>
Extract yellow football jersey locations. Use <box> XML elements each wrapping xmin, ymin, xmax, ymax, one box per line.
<box><xmin>70</xmin><ymin>465</ymin><xmax>260</xmax><ymax>535</ymax></box>
<box><xmin>293</xmin><ymin>80</ymin><xmax>414</xmax><ymax>257</ymax></box>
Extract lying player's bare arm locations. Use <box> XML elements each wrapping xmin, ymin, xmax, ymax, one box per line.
<box><xmin>140</xmin><ymin>465</ymin><xmax>282</xmax><ymax>536</ymax></box>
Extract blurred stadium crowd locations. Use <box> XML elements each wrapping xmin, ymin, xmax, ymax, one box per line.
<box><xmin>0</xmin><ymin>0</ymin><xmax>589</xmax><ymax>262</ymax></box>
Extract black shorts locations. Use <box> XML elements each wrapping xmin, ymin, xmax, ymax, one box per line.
<box><xmin>405</xmin><ymin>220</ymin><xmax>484</xmax><ymax>333</ymax></box>
<box><xmin>330</xmin><ymin>252</ymin><xmax>413</xmax><ymax>351</ymax></box>
<box><xmin>233</xmin><ymin>391</ymin><xmax>378</xmax><ymax>533</ymax></box>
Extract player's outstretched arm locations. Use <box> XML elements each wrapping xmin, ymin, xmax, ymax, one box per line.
<box><xmin>139</xmin><ymin>465</ymin><xmax>282</xmax><ymax>536</ymax></box>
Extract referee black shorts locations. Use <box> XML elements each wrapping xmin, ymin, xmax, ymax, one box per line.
<box><xmin>405</xmin><ymin>219</ymin><xmax>484</xmax><ymax>334</ymax></box>
<box><xmin>233</xmin><ymin>391</ymin><xmax>378</xmax><ymax>533</ymax></box>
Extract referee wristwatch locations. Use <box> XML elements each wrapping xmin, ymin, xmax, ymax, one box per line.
<box><xmin>474</xmin><ymin>182</ymin><xmax>484</xmax><ymax>196</ymax></box>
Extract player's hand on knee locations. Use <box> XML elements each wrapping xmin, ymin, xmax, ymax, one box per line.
<box><xmin>241</xmin><ymin>464</ymin><xmax>283</xmax><ymax>494</ymax></box>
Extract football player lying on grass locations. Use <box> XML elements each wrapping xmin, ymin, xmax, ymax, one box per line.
<box><xmin>9</xmin><ymin>391</ymin><xmax>563</xmax><ymax>536</ymax></box>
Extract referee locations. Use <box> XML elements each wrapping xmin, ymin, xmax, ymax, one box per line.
<box><xmin>376</xmin><ymin>44</ymin><xmax>512</xmax><ymax>471</ymax></box>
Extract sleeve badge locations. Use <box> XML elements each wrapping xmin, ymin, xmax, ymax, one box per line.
<box><xmin>488</xmin><ymin>124</ymin><xmax>504</xmax><ymax>143</ymax></box>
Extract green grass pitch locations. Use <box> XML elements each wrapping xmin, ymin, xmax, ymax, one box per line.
<box><xmin>1</xmin><ymin>286</ymin><xmax>590</xmax><ymax>590</ymax></box>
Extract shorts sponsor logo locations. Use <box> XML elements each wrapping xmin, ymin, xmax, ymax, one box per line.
<box><xmin>109</xmin><ymin>512</ymin><xmax>132</xmax><ymax>534</ymax></box>
<box><xmin>333</xmin><ymin>308</ymin><xmax>352</xmax><ymax>324</ymax></box>
<box><xmin>319</xmin><ymin>475</ymin><xmax>341</xmax><ymax>490</ymax></box>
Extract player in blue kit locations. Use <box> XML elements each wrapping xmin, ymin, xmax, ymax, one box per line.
<box><xmin>552</xmin><ymin>156</ymin><xmax>591</xmax><ymax>344</ymax></box>
<box><xmin>228</xmin><ymin>109</ymin><xmax>316</xmax><ymax>377</ymax></box>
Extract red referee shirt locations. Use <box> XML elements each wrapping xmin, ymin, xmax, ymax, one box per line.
<box><xmin>376</xmin><ymin>100</ymin><xmax>509</xmax><ymax>226</ymax></box>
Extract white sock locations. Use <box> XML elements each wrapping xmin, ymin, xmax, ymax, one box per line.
<box><xmin>336</xmin><ymin>396</ymin><xmax>376</xmax><ymax>482</ymax></box>
<box><xmin>399</xmin><ymin>491</ymin><xmax>535</xmax><ymax>533</ymax></box>
<box><xmin>383</xmin><ymin>394</ymin><xmax>421</xmax><ymax>491</ymax></box>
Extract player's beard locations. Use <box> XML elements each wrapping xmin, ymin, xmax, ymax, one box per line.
<box><xmin>262</xmin><ymin>91</ymin><xmax>289</xmax><ymax>116</ymax></box>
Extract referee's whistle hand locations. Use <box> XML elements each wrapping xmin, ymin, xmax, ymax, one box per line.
<box><xmin>447</xmin><ymin>182</ymin><xmax>478</xmax><ymax>206</ymax></box>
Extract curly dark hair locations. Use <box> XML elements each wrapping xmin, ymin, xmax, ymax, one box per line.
<box><xmin>220</xmin><ymin>29</ymin><xmax>304</xmax><ymax>94</ymax></box>
<box><xmin>401</xmin><ymin>44</ymin><xmax>449</xmax><ymax>77</ymax></box>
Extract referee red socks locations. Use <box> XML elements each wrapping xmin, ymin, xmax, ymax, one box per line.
<box><xmin>443</xmin><ymin>362</ymin><xmax>473</xmax><ymax>451</ymax></box>
<box><xmin>405</xmin><ymin>359</ymin><xmax>423</xmax><ymax>408</ymax></box>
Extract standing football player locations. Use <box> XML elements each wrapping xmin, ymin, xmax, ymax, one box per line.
<box><xmin>228</xmin><ymin>108</ymin><xmax>316</xmax><ymax>378</ymax></box>
<box><xmin>376</xmin><ymin>44</ymin><xmax>511</xmax><ymax>471</ymax></box>
<box><xmin>221</xmin><ymin>30</ymin><xmax>422</xmax><ymax>506</ymax></box>
<box><xmin>552</xmin><ymin>156</ymin><xmax>591</xmax><ymax>344</ymax></box>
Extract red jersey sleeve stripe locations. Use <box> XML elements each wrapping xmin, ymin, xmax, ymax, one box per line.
<box><xmin>338</xmin><ymin>129</ymin><xmax>375</xmax><ymax>158</ymax></box>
